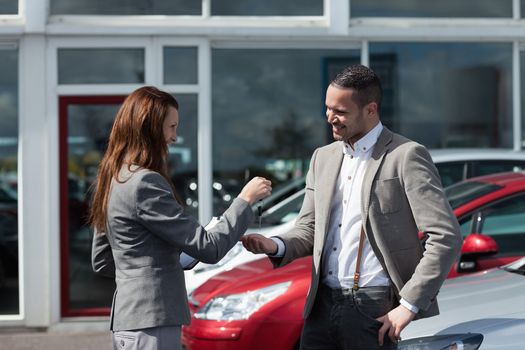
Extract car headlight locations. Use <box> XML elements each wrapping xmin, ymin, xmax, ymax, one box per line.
<box><xmin>194</xmin><ymin>281</ymin><xmax>291</xmax><ymax>321</ymax></box>
<box><xmin>398</xmin><ymin>333</ymin><xmax>483</xmax><ymax>350</ymax></box>
<box><xmin>194</xmin><ymin>242</ymin><xmax>244</xmax><ymax>273</ymax></box>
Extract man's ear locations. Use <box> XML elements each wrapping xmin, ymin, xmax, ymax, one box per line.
<box><xmin>365</xmin><ymin>102</ymin><xmax>379</xmax><ymax>118</ymax></box>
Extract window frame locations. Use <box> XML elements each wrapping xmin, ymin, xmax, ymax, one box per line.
<box><xmin>59</xmin><ymin>95</ymin><xmax>124</xmax><ymax>317</ymax></box>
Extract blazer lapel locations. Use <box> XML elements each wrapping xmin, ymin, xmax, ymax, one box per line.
<box><xmin>361</xmin><ymin>128</ymin><xmax>393</xmax><ymax>227</ymax></box>
<box><xmin>318</xmin><ymin>143</ymin><xmax>344</xmax><ymax>243</ymax></box>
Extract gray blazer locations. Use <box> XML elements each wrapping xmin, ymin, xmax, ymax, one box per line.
<box><xmin>272</xmin><ymin>128</ymin><xmax>462</xmax><ymax>319</ymax></box>
<box><xmin>92</xmin><ymin>166</ymin><xmax>254</xmax><ymax>331</ymax></box>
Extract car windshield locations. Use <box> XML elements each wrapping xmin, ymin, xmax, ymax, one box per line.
<box><xmin>252</xmin><ymin>176</ymin><xmax>305</xmax><ymax>213</ymax></box>
<box><xmin>445</xmin><ymin>181</ymin><xmax>503</xmax><ymax>209</ymax></box>
<box><xmin>259</xmin><ymin>189</ymin><xmax>305</xmax><ymax>226</ymax></box>
<box><xmin>503</xmin><ymin>257</ymin><xmax>525</xmax><ymax>275</ymax></box>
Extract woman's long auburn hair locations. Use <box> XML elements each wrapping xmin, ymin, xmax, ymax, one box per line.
<box><xmin>89</xmin><ymin>86</ymin><xmax>179</xmax><ymax>233</ymax></box>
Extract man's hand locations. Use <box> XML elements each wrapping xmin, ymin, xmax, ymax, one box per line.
<box><xmin>241</xmin><ymin>234</ymin><xmax>278</xmax><ymax>255</ymax></box>
<box><xmin>376</xmin><ymin>304</ymin><xmax>416</xmax><ymax>346</ymax></box>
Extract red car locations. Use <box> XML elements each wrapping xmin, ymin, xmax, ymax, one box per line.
<box><xmin>182</xmin><ymin>171</ymin><xmax>525</xmax><ymax>350</ymax></box>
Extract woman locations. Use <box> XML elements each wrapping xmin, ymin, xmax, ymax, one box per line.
<box><xmin>89</xmin><ymin>86</ymin><xmax>272</xmax><ymax>350</ymax></box>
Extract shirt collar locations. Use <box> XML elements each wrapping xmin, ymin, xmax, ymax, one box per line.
<box><xmin>342</xmin><ymin>122</ymin><xmax>383</xmax><ymax>156</ymax></box>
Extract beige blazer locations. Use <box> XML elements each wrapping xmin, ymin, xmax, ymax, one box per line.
<box><xmin>92</xmin><ymin>166</ymin><xmax>254</xmax><ymax>331</ymax></box>
<box><xmin>271</xmin><ymin>127</ymin><xmax>462</xmax><ymax>319</ymax></box>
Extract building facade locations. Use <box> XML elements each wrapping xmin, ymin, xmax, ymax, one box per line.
<box><xmin>1</xmin><ymin>0</ymin><xmax>525</xmax><ymax>328</ymax></box>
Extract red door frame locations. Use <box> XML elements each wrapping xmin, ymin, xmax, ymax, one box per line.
<box><xmin>59</xmin><ymin>95</ymin><xmax>125</xmax><ymax>317</ymax></box>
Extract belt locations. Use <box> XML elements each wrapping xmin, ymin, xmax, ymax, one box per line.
<box><xmin>319</xmin><ymin>283</ymin><xmax>392</xmax><ymax>303</ymax></box>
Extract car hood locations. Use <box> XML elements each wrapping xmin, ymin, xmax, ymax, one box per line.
<box><xmin>190</xmin><ymin>256</ymin><xmax>311</xmax><ymax>307</ymax></box>
<box><xmin>403</xmin><ymin>267</ymin><xmax>525</xmax><ymax>340</ymax></box>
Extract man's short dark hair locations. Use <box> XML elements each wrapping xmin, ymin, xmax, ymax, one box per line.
<box><xmin>331</xmin><ymin>64</ymin><xmax>382</xmax><ymax>109</ymax></box>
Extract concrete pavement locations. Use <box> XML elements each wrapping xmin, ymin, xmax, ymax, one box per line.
<box><xmin>0</xmin><ymin>327</ymin><xmax>112</xmax><ymax>350</ymax></box>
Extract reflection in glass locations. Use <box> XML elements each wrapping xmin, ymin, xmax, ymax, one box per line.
<box><xmin>212</xmin><ymin>49</ymin><xmax>359</xmax><ymax>215</ymax></box>
<box><xmin>66</xmin><ymin>94</ymin><xmax>198</xmax><ymax>311</ymax></box>
<box><xmin>0</xmin><ymin>0</ymin><xmax>17</xmax><ymax>14</ymax></box>
<box><xmin>164</xmin><ymin>47</ymin><xmax>198</xmax><ymax>85</ymax></box>
<box><xmin>351</xmin><ymin>0</ymin><xmax>511</xmax><ymax>18</ymax></box>
<box><xmin>169</xmin><ymin>94</ymin><xmax>199</xmax><ymax>218</ymax></box>
<box><xmin>58</xmin><ymin>49</ymin><xmax>145</xmax><ymax>84</ymax></box>
<box><xmin>67</xmin><ymin>103</ymin><xmax>119</xmax><ymax>310</ymax></box>
<box><xmin>435</xmin><ymin>162</ymin><xmax>466</xmax><ymax>188</ymax></box>
<box><xmin>521</xmin><ymin>52</ymin><xmax>525</xmax><ymax>149</ymax></box>
<box><xmin>212</xmin><ymin>0</ymin><xmax>322</xmax><ymax>16</ymax></box>
<box><xmin>50</xmin><ymin>0</ymin><xmax>200</xmax><ymax>15</ymax></box>
<box><xmin>0</xmin><ymin>49</ymin><xmax>18</xmax><ymax>315</ymax></box>
<box><xmin>369</xmin><ymin>43</ymin><xmax>512</xmax><ymax>149</ymax></box>
<box><xmin>480</xmin><ymin>193</ymin><xmax>525</xmax><ymax>256</ymax></box>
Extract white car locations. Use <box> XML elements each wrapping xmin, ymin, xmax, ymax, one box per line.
<box><xmin>184</xmin><ymin>148</ymin><xmax>525</xmax><ymax>293</ymax></box>
<box><xmin>184</xmin><ymin>190</ymin><xmax>303</xmax><ymax>293</ymax></box>
<box><xmin>430</xmin><ymin>148</ymin><xmax>525</xmax><ymax>187</ymax></box>
<box><xmin>400</xmin><ymin>257</ymin><xmax>525</xmax><ymax>349</ymax></box>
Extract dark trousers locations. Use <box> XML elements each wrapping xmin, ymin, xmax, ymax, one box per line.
<box><xmin>300</xmin><ymin>284</ymin><xmax>397</xmax><ymax>350</ymax></box>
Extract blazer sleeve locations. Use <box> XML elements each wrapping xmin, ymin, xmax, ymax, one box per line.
<box><xmin>135</xmin><ymin>172</ymin><xmax>254</xmax><ymax>264</ymax></box>
<box><xmin>91</xmin><ymin>230</ymin><xmax>116</xmax><ymax>278</ymax></box>
<box><xmin>399</xmin><ymin>144</ymin><xmax>462</xmax><ymax>311</ymax></box>
<box><xmin>270</xmin><ymin>149</ymin><xmax>318</xmax><ymax>267</ymax></box>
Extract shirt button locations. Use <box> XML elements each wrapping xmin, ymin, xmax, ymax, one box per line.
<box><xmin>338</xmin><ymin>223</ymin><xmax>342</xmax><ymax>227</ymax></box>
<box><xmin>333</xmin><ymin>247</ymin><xmax>337</xmax><ymax>251</ymax></box>
<box><xmin>347</xmin><ymin>176</ymin><xmax>352</xmax><ymax>180</ymax></box>
<box><xmin>329</xmin><ymin>271</ymin><xmax>333</xmax><ymax>275</ymax></box>
<box><xmin>343</xmin><ymin>200</ymin><xmax>347</xmax><ymax>204</ymax></box>
<box><xmin>350</xmin><ymin>155</ymin><xmax>354</xmax><ymax>159</ymax></box>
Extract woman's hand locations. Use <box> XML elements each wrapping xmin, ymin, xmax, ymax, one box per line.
<box><xmin>237</xmin><ymin>177</ymin><xmax>272</xmax><ymax>205</ymax></box>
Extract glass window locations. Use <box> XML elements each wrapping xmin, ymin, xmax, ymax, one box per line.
<box><xmin>521</xmin><ymin>51</ymin><xmax>525</xmax><ymax>149</ymax></box>
<box><xmin>164</xmin><ymin>47</ymin><xmax>198</xmax><ymax>85</ymax></box>
<box><xmin>212</xmin><ymin>0</ymin><xmax>323</xmax><ymax>16</ymax></box>
<box><xmin>472</xmin><ymin>160</ymin><xmax>525</xmax><ymax>177</ymax></box>
<box><xmin>445</xmin><ymin>181</ymin><xmax>502</xmax><ymax>210</ymax></box>
<box><xmin>369</xmin><ymin>43</ymin><xmax>513</xmax><ymax>149</ymax></box>
<box><xmin>169</xmin><ymin>94</ymin><xmax>199</xmax><ymax>218</ymax></box>
<box><xmin>64</xmin><ymin>100</ymin><xmax>120</xmax><ymax>313</ymax></box>
<box><xmin>479</xmin><ymin>193</ymin><xmax>525</xmax><ymax>256</ymax></box>
<box><xmin>458</xmin><ymin>216</ymin><xmax>474</xmax><ymax>237</ymax></box>
<box><xmin>0</xmin><ymin>0</ymin><xmax>17</xmax><ymax>14</ymax></box>
<box><xmin>0</xmin><ymin>48</ymin><xmax>18</xmax><ymax>315</ymax></box>
<box><xmin>212</xmin><ymin>49</ymin><xmax>359</xmax><ymax>215</ymax></box>
<box><xmin>63</xmin><ymin>94</ymin><xmax>198</xmax><ymax>314</ymax></box>
<box><xmin>351</xmin><ymin>0</ymin><xmax>511</xmax><ymax>18</ymax></box>
<box><xmin>50</xmin><ymin>0</ymin><xmax>200</xmax><ymax>15</ymax></box>
<box><xmin>261</xmin><ymin>189</ymin><xmax>305</xmax><ymax>226</ymax></box>
<box><xmin>58</xmin><ymin>49</ymin><xmax>145</xmax><ymax>85</ymax></box>
<box><xmin>436</xmin><ymin>162</ymin><xmax>467</xmax><ymax>188</ymax></box>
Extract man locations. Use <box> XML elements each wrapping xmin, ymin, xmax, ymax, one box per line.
<box><xmin>241</xmin><ymin>64</ymin><xmax>462</xmax><ymax>349</ymax></box>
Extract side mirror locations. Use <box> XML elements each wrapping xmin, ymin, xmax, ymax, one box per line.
<box><xmin>457</xmin><ymin>233</ymin><xmax>499</xmax><ymax>273</ymax></box>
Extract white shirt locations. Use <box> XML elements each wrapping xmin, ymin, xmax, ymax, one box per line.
<box><xmin>321</xmin><ymin>122</ymin><xmax>390</xmax><ymax>289</ymax></box>
<box><xmin>271</xmin><ymin>122</ymin><xmax>418</xmax><ymax>313</ymax></box>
